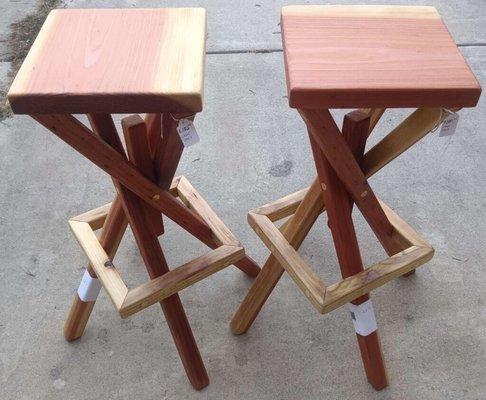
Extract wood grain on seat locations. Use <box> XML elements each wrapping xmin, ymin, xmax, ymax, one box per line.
<box><xmin>281</xmin><ymin>5</ymin><xmax>481</xmax><ymax>109</ymax></box>
<box><xmin>8</xmin><ymin>8</ymin><xmax>206</xmax><ymax>114</ymax></box>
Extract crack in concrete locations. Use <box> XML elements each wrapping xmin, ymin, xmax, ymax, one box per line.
<box><xmin>207</xmin><ymin>42</ymin><xmax>486</xmax><ymax>56</ymax></box>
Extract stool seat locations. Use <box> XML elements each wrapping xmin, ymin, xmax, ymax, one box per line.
<box><xmin>7</xmin><ymin>8</ymin><xmax>206</xmax><ymax>114</ymax></box>
<box><xmin>281</xmin><ymin>5</ymin><xmax>481</xmax><ymax>109</ymax></box>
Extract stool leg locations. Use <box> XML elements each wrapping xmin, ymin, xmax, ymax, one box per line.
<box><xmin>118</xmin><ymin>182</ymin><xmax>209</xmax><ymax>389</ymax></box>
<box><xmin>231</xmin><ymin>179</ymin><xmax>323</xmax><ymax>334</ymax></box>
<box><xmin>64</xmin><ymin>196</ymin><xmax>128</xmax><ymax>341</ymax></box>
<box><xmin>124</xmin><ymin>115</ymin><xmax>164</xmax><ymax>236</ymax></box>
<box><xmin>145</xmin><ymin>113</ymin><xmax>162</xmax><ymax>156</ymax></box>
<box><xmin>145</xmin><ymin>112</ymin><xmax>164</xmax><ymax>235</ymax></box>
<box><xmin>91</xmin><ymin>114</ymin><xmax>209</xmax><ymax>390</ymax></box>
<box><xmin>308</xmin><ymin>112</ymin><xmax>388</xmax><ymax>390</ymax></box>
<box><xmin>64</xmin><ymin>293</ymin><xmax>95</xmax><ymax>341</ymax></box>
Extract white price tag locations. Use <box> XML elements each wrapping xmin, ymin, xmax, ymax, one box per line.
<box><xmin>77</xmin><ymin>270</ymin><xmax>102</xmax><ymax>302</ymax></box>
<box><xmin>439</xmin><ymin>112</ymin><xmax>459</xmax><ymax>137</ymax></box>
<box><xmin>177</xmin><ymin>118</ymin><xmax>200</xmax><ymax>147</ymax></box>
<box><xmin>348</xmin><ymin>300</ymin><xmax>378</xmax><ymax>336</ymax></box>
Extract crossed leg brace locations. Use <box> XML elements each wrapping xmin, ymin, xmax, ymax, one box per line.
<box><xmin>231</xmin><ymin>107</ymin><xmax>451</xmax><ymax>389</ymax></box>
<box><xmin>33</xmin><ymin>112</ymin><xmax>261</xmax><ymax>390</ymax></box>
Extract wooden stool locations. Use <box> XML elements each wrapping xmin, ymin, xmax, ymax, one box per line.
<box><xmin>7</xmin><ymin>8</ymin><xmax>260</xmax><ymax>390</ymax></box>
<box><xmin>231</xmin><ymin>5</ymin><xmax>481</xmax><ymax>390</ymax></box>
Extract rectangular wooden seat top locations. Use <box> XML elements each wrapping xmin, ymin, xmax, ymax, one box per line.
<box><xmin>7</xmin><ymin>8</ymin><xmax>206</xmax><ymax>114</ymax></box>
<box><xmin>281</xmin><ymin>5</ymin><xmax>481</xmax><ymax>109</ymax></box>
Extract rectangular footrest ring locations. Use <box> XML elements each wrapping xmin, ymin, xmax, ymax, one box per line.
<box><xmin>248</xmin><ymin>189</ymin><xmax>434</xmax><ymax>314</ymax></box>
<box><xmin>68</xmin><ymin>175</ymin><xmax>246</xmax><ymax>318</ymax></box>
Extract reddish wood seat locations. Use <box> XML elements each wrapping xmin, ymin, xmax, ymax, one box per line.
<box><xmin>281</xmin><ymin>5</ymin><xmax>481</xmax><ymax>109</ymax></box>
<box><xmin>8</xmin><ymin>8</ymin><xmax>206</xmax><ymax>114</ymax></box>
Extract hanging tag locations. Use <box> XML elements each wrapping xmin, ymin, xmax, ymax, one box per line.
<box><xmin>176</xmin><ymin>118</ymin><xmax>200</xmax><ymax>147</ymax></box>
<box><xmin>348</xmin><ymin>300</ymin><xmax>378</xmax><ymax>336</ymax></box>
<box><xmin>439</xmin><ymin>111</ymin><xmax>459</xmax><ymax>137</ymax></box>
<box><xmin>77</xmin><ymin>270</ymin><xmax>102</xmax><ymax>302</ymax></box>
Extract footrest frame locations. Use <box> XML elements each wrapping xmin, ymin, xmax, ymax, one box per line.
<box><xmin>69</xmin><ymin>175</ymin><xmax>245</xmax><ymax>318</ymax></box>
<box><xmin>248</xmin><ymin>188</ymin><xmax>434</xmax><ymax>314</ymax></box>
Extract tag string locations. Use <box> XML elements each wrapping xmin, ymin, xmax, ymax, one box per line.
<box><xmin>169</xmin><ymin>113</ymin><xmax>196</xmax><ymax>122</ymax></box>
<box><xmin>430</xmin><ymin>108</ymin><xmax>455</xmax><ymax>133</ymax></box>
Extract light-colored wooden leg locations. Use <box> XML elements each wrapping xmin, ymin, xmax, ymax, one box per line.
<box><xmin>230</xmin><ymin>179</ymin><xmax>323</xmax><ymax>334</ymax></box>
<box><xmin>64</xmin><ymin>294</ymin><xmax>96</xmax><ymax>341</ymax></box>
<box><xmin>308</xmin><ymin>110</ymin><xmax>387</xmax><ymax>390</ymax></box>
<box><xmin>64</xmin><ymin>196</ymin><xmax>128</xmax><ymax>341</ymax></box>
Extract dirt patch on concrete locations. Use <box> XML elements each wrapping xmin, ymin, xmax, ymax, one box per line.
<box><xmin>1</xmin><ymin>0</ymin><xmax>62</xmax><ymax>121</ymax></box>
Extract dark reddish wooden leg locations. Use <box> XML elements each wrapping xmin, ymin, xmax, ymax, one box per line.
<box><xmin>307</xmin><ymin>110</ymin><xmax>388</xmax><ymax>390</ymax></box>
<box><xmin>90</xmin><ymin>113</ymin><xmax>209</xmax><ymax>390</ymax></box>
<box><xmin>125</xmin><ymin>115</ymin><xmax>164</xmax><ymax>236</ymax></box>
<box><xmin>145</xmin><ymin>113</ymin><xmax>162</xmax><ymax>156</ymax></box>
<box><xmin>301</xmin><ymin>109</ymin><xmax>407</xmax><ymax>256</ymax></box>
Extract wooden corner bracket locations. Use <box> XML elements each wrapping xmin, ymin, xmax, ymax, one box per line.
<box><xmin>248</xmin><ymin>188</ymin><xmax>434</xmax><ymax>314</ymax></box>
<box><xmin>69</xmin><ymin>175</ymin><xmax>245</xmax><ymax>318</ymax></box>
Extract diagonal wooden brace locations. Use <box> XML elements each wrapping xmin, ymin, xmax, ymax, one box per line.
<box><xmin>300</xmin><ymin>108</ymin><xmax>406</xmax><ymax>256</ymax></box>
<box><xmin>33</xmin><ymin>114</ymin><xmax>211</xmax><ymax>237</ymax></box>
<box><xmin>32</xmin><ymin>114</ymin><xmax>260</xmax><ymax>277</ymax></box>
